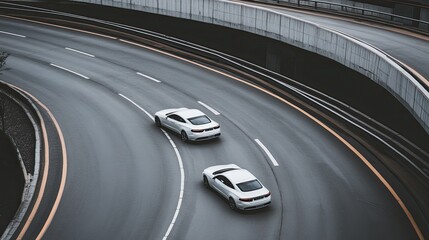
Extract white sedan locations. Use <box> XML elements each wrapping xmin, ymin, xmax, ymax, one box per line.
<box><xmin>154</xmin><ymin>108</ymin><xmax>220</xmax><ymax>142</ymax></box>
<box><xmin>203</xmin><ymin>164</ymin><xmax>271</xmax><ymax>210</ymax></box>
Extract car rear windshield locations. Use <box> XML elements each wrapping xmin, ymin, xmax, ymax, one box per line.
<box><xmin>237</xmin><ymin>180</ymin><xmax>262</xmax><ymax>192</ymax></box>
<box><xmin>188</xmin><ymin>115</ymin><xmax>211</xmax><ymax>125</ymax></box>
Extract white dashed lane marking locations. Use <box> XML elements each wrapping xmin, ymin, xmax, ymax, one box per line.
<box><xmin>137</xmin><ymin>72</ymin><xmax>161</xmax><ymax>83</ymax></box>
<box><xmin>50</xmin><ymin>63</ymin><xmax>89</xmax><ymax>80</ymax></box>
<box><xmin>65</xmin><ymin>47</ymin><xmax>95</xmax><ymax>58</ymax></box>
<box><xmin>0</xmin><ymin>30</ymin><xmax>26</xmax><ymax>38</ymax></box>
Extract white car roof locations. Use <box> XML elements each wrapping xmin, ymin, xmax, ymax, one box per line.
<box><xmin>175</xmin><ymin>109</ymin><xmax>206</xmax><ymax>119</ymax></box>
<box><xmin>223</xmin><ymin>169</ymin><xmax>257</xmax><ymax>184</ymax></box>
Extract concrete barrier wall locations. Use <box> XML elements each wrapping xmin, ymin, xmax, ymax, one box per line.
<box><xmin>74</xmin><ymin>0</ymin><xmax>429</xmax><ymax>133</ymax></box>
<box><xmin>278</xmin><ymin>0</ymin><xmax>429</xmax><ymax>29</ymax></box>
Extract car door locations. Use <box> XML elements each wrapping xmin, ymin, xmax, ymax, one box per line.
<box><xmin>173</xmin><ymin>115</ymin><xmax>186</xmax><ymax>133</ymax></box>
<box><xmin>165</xmin><ymin>114</ymin><xmax>180</xmax><ymax>132</ymax></box>
<box><xmin>213</xmin><ymin>175</ymin><xmax>234</xmax><ymax>198</ymax></box>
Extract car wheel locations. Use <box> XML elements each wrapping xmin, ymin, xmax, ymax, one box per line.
<box><xmin>155</xmin><ymin>116</ymin><xmax>161</xmax><ymax>127</ymax></box>
<box><xmin>181</xmin><ymin>131</ymin><xmax>188</xmax><ymax>142</ymax></box>
<box><xmin>203</xmin><ymin>175</ymin><xmax>210</xmax><ymax>188</ymax></box>
<box><xmin>228</xmin><ymin>197</ymin><xmax>236</xmax><ymax>210</ymax></box>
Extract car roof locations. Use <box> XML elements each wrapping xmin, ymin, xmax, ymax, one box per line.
<box><xmin>223</xmin><ymin>169</ymin><xmax>257</xmax><ymax>184</ymax></box>
<box><xmin>175</xmin><ymin>109</ymin><xmax>206</xmax><ymax>119</ymax></box>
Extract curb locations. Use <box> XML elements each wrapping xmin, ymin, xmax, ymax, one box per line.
<box><xmin>0</xmin><ymin>82</ymin><xmax>42</xmax><ymax>240</ymax></box>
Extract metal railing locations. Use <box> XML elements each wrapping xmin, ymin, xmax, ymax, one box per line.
<box><xmin>248</xmin><ymin>0</ymin><xmax>429</xmax><ymax>33</ymax></box>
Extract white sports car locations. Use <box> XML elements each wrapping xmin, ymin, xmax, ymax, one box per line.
<box><xmin>154</xmin><ymin>108</ymin><xmax>220</xmax><ymax>142</ymax></box>
<box><xmin>203</xmin><ymin>164</ymin><xmax>271</xmax><ymax>210</ymax></box>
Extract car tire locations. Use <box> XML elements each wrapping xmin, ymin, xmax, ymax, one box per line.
<box><xmin>181</xmin><ymin>131</ymin><xmax>188</xmax><ymax>142</ymax></box>
<box><xmin>155</xmin><ymin>116</ymin><xmax>161</xmax><ymax>127</ymax></box>
<box><xmin>203</xmin><ymin>175</ymin><xmax>210</xmax><ymax>188</ymax></box>
<box><xmin>228</xmin><ymin>197</ymin><xmax>236</xmax><ymax>210</ymax></box>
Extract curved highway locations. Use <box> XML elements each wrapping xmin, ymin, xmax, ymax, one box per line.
<box><xmin>0</xmin><ymin>13</ymin><xmax>419</xmax><ymax>240</ymax></box>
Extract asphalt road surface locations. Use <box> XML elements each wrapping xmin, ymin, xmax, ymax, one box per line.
<box><xmin>0</xmin><ymin>15</ymin><xmax>419</xmax><ymax>240</ymax></box>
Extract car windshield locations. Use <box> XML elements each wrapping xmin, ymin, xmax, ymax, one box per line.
<box><xmin>188</xmin><ymin>115</ymin><xmax>211</xmax><ymax>125</ymax></box>
<box><xmin>237</xmin><ymin>180</ymin><xmax>262</xmax><ymax>192</ymax></box>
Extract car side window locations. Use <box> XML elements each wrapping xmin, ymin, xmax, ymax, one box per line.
<box><xmin>223</xmin><ymin>177</ymin><xmax>234</xmax><ymax>189</ymax></box>
<box><xmin>216</xmin><ymin>175</ymin><xmax>234</xmax><ymax>189</ymax></box>
<box><xmin>168</xmin><ymin>114</ymin><xmax>185</xmax><ymax>123</ymax></box>
<box><xmin>167</xmin><ymin>114</ymin><xmax>176</xmax><ymax>121</ymax></box>
<box><xmin>177</xmin><ymin>116</ymin><xmax>185</xmax><ymax>123</ymax></box>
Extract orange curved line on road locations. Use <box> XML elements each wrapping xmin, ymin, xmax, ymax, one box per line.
<box><xmin>119</xmin><ymin>39</ymin><xmax>423</xmax><ymax>240</ymax></box>
<box><xmin>8</xmin><ymin>85</ymin><xmax>67</xmax><ymax>240</ymax></box>
<box><xmin>9</xmin><ymin>86</ymin><xmax>50</xmax><ymax>240</ymax></box>
<box><xmin>34</xmin><ymin>95</ymin><xmax>67</xmax><ymax>239</ymax></box>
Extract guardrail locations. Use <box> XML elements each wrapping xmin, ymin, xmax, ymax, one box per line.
<box><xmin>249</xmin><ymin>0</ymin><xmax>429</xmax><ymax>33</ymax></box>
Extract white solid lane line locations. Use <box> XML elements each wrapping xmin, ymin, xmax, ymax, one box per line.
<box><xmin>198</xmin><ymin>101</ymin><xmax>220</xmax><ymax>115</ymax></box>
<box><xmin>50</xmin><ymin>63</ymin><xmax>89</xmax><ymax>80</ymax></box>
<box><xmin>137</xmin><ymin>72</ymin><xmax>161</xmax><ymax>83</ymax></box>
<box><xmin>118</xmin><ymin>93</ymin><xmax>184</xmax><ymax>240</ymax></box>
<box><xmin>118</xmin><ymin>93</ymin><xmax>153</xmax><ymax>120</ymax></box>
<box><xmin>65</xmin><ymin>47</ymin><xmax>95</xmax><ymax>58</ymax></box>
<box><xmin>255</xmin><ymin>139</ymin><xmax>279</xmax><ymax>167</ymax></box>
<box><xmin>0</xmin><ymin>30</ymin><xmax>26</xmax><ymax>38</ymax></box>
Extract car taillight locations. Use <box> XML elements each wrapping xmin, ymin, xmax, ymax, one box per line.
<box><xmin>213</xmin><ymin>125</ymin><xmax>220</xmax><ymax>129</ymax></box>
<box><xmin>239</xmin><ymin>198</ymin><xmax>253</xmax><ymax>202</ymax></box>
<box><xmin>191</xmin><ymin>129</ymin><xmax>204</xmax><ymax>133</ymax></box>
